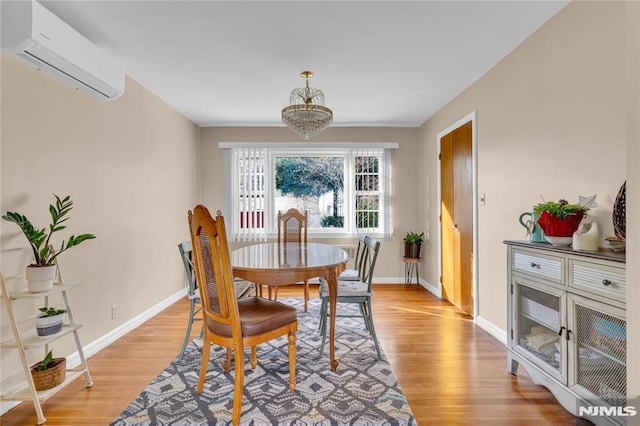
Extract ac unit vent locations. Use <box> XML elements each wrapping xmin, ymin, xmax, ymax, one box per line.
<box><xmin>1</xmin><ymin>1</ymin><xmax>125</xmax><ymax>101</ymax></box>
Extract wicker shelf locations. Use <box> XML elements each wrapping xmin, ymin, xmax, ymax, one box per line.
<box><xmin>0</xmin><ymin>269</ymin><xmax>92</xmax><ymax>425</ymax></box>
<box><xmin>0</xmin><ymin>324</ymin><xmax>83</xmax><ymax>349</ymax></box>
<box><xmin>1</xmin><ymin>367</ymin><xmax>87</xmax><ymax>402</ymax></box>
<box><xmin>3</xmin><ymin>282</ymin><xmax>81</xmax><ymax>300</ymax></box>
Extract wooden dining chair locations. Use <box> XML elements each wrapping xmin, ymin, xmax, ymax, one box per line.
<box><xmin>177</xmin><ymin>241</ymin><xmax>254</xmax><ymax>361</ymax></box>
<box><xmin>270</xmin><ymin>208</ymin><xmax>311</xmax><ymax>311</ymax></box>
<box><xmin>187</xmin><ymin>206</ymin><xmax>297</xmax><ymax>425</ymax></box>
<box><xmin>318</xmin><ymin>235</ymin><xmax>382</xmax><ymax>359</ymax></box>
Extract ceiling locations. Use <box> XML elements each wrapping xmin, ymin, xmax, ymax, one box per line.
<box><xmin>41</xmin><ymin>0</ymin><xmax>568</xmax><ymax>128</ymax></box>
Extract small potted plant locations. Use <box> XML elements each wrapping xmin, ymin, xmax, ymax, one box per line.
<box><xmin>2</xmin><ymin>194</ymin><xmax>95</xmax><ymax>292</ymax></box>
<box><xmin>35</xmin><ymin>307</ymin><xmax>67</xmax><ymax>336</ymax></box>
<box><xmin>534</xmin><ymin>199</ymin><xmax>589</xmax><ymax>246</ymax></box>
<box><xmin>403</xmin><ymin>231</ymin><xmax>424</xmax><ymax>258</ymax></box>
<box><xmin>30</xmin><ymin>350</ymin><xmax>66</xmax><ymax>391</ymax></box>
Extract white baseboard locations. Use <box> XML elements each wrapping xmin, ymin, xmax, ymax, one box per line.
<box><xmin>0</xmin><ymin>288</ymin><xmax>186</xmax><ymax>417</ymax></box>
<box><xmin>420</xmin><ymin>278</ymin><xmax>441</xmax><ymax>298</ymax></box>
<box><xmin>66</xmin><ymin>288</ymin><xmax>186</xmax><ymax>367</ymax></box>
<box><xmin>475</xmin><ymin>315</ymin><xmax>507</xmax><ymax>345</ymax></box>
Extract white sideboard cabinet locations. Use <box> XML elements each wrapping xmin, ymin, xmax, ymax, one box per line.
<box><xmin>505</xmin><ymin>241</ymin><xmax>628</xmax><ymax>426</ymax></box>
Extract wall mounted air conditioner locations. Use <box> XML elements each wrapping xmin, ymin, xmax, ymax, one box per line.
<box><xmin>1</xmin><ymin>0</ymin><xmax>125</xmax><ymax>101</ymax></box>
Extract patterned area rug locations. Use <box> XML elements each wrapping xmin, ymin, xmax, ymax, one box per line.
<box><xmin>111</xmin><ymin>298</ymin><xmax>415</xmax><ymax>425</ymax></box>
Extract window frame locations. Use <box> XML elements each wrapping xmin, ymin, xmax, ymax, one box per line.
<box><xmin>220</xmin><ymin>142</ymin><xmax>397</xmax><ymax>241</ymax></box>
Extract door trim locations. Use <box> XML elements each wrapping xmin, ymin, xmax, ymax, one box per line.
<box><xmin>436</xmin><ymin>110</ymin><xmax>478</xmax><ymax>319</ymax></box>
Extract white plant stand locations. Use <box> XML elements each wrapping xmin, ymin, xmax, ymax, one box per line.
<box><xmin>0</xmin><ymin>267</ymin><xmax>93</xmax><ymax>425</ymax></box>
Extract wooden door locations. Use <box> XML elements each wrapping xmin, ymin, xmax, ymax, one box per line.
<box><xmin>440</xmin><ymin>120</ymin><xmax>474</xmax><ymax>316</ymax></box>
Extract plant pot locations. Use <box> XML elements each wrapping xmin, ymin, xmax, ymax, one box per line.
<box><xmin>35</xmin><ymin>313</ymin><xmax>65</xmax><ymax>336</ymax></box>
<box><xmin>25</xmin><ymin>265</ymin><xmax>57</xmax><ymax>292</ymax></box>
<box><xmin>30</xmin><ymin>358</ymin><xmax>66</xmax><ymax>391</ymax></box>
<box><xmin>404</xmin><ymin>243</ymin><xmax>421</xmax><ymax>259</ymax></box>
<box><xmin>536</xmin><ymin>211</ymin><xmax>584</xmax><ymax>238</ymax></box>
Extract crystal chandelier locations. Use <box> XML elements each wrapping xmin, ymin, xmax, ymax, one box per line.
<box><xmin>281</xmin><ymin>71</ymin><xmax>333</xmax><ymax>140</ymax></box>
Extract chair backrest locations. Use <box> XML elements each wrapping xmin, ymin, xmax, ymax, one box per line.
<box><xmin>178</xmin><ymin>241</ymin><xmax>197</xmax><ymax>297</ymax></box>
<box><xmin>353</xmin><ymin>233</ymin><xmax>367</xmax><ymax>272</ymax></box>
<box><xmin>361</xmin><ymin>235</ymin><xmax>381</xmax><ymax>291</ymax></box>
<box><xmin>277</xmin><ymin>208</ymin><xmax>308</xmax><ymax>244</ymax></box>
<box><xmin>188</xmin><ymin>206</ymin><xmax>239</xmax><ymax>328</ymax></box>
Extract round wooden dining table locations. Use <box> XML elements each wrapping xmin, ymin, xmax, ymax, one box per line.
<box><xmin>230</xmin><ymin>242</ymin><xmax>348</xmax><ymax>371</ymax></box>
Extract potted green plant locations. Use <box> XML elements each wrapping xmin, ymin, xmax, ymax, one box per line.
<box><xmin>403</xmin><ymin>231</ymin><xmax>424</xmax><ymax>258</ymax></box>
<box><xmin>30</xmin><ymin>350</ymin><xmax>66</xmax><ymax>391</ymax></box>
<box><xmin>2</xmin><ymin>194</ymin><xmax>96</xmax><ymax>292</ymax></box>
<box><xmin>35</xmin><ymin>307</ymin><xmax>67</xmax><ymax>336</ymax></box>
<box><xmin>534</xmin><ymin>199</ymin><xmax>589</xmax><ymax>246</ymax></box>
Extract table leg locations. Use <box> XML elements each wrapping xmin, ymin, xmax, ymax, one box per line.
<box><xmin>328</xmin><ymin>267</ymin><xmax>339</xmax><ymax>372</ymax></box>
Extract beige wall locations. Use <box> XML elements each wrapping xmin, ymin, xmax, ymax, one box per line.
<box><xmin>419</xmin><ymin>1</ymin><xmax>638</xmax><ymax>397</ymax></box>
<box><xmin>0</xmin><ymin>53</ymin><xmax>200</xmax><ymax>388</ymax></box>
<box><xmin>200</xmin><ymin>127</ymin><xmax>420</xmax><ymax>279</ymax></box>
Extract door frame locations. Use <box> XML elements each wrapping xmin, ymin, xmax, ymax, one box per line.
<box><xmin>436</xmin><ymin>110</ymin><xmax>479</xmax><ymax>319</ymax></box>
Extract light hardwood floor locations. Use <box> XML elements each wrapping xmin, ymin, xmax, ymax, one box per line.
<box><xmin>1</xmin><ymin>284</ymin><xmax>591</xmax><ymax>425</ymax></box>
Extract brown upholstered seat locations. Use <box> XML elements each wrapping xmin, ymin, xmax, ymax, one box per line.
<box><xmin>207</xmin><ymin>297</ymin><xmax>298</xmax><ymax>337</ymax></box>
<box><xmin>188</xmin><ymin>206</ymin><xmax>297</xmax><ymax>426</ymax></box>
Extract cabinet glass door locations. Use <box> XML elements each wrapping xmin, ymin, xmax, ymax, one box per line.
<box><xmin>568</xmin><ymin>294</ymin><xmax>626</xmax><ymax>406</ymax></box>
<box><xmin>514</xmin><ymin>278</ymin><xmax>565</xmax><ymax>382</ymax></box>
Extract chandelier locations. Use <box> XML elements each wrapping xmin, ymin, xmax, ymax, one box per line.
<box><xmin>281</xmin><ymin>71</ymin><xmax>333</xmax><ymax>140</ymax></box>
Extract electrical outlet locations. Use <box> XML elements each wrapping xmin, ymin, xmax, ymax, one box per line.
<box><xmin>111</xmin><ymin>304</ymin><xmax>119</xmax><ymax>320</ymax></box>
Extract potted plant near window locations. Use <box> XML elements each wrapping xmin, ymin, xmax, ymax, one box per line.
<box><xmin>30</xmin><ymin>350</ymin><xmax>66</xmax><ymax>391</ymax></box>
<box><xmin>35</xmin><ymin>307</ymin><xmax>67</xmax><ymax>336</ymax></box>
<box><xmin>403</xmin><ymin>232</ymin><xmax>424</xmax><ymax>258</ymax></box>
<box><xmin>2</xmin><ymin>194</ymin><xmax>96</xmax><ymax>292</ymax></box>
<box><xmin>534</xmin><ymin>199</ymin><xmax>589</xmax><ymax>246</ymax></box>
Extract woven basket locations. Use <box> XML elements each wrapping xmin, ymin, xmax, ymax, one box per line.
<box><xmin>31</xmin><ymin>358</ymin><xmax>66</xmax><ymax>391</ymax></box>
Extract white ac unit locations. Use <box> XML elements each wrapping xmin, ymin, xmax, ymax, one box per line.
<box><xmin>1</xmin><ymin>0</ymin><xmax>125</xmax><ymax>101</ymax></box>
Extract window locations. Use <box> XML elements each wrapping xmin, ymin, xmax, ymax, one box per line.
<box><xmin>221</xmin><ymin>143</ymin><xmax>396</xmax><ymax>241</ymax></box>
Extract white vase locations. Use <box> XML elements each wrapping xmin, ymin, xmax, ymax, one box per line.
<box><xmin>25</xmin><ymin>265</ymin><xmax>57</xmax><ymax>292</ymax></box>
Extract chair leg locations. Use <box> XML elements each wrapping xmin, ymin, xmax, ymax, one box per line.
<box><xmin>288</xmin><ymin>330</ymin><xmax>297</xmax><ymax>392</ymax></box>
<box><xmin>232</xmin><ymin>342</ymin><xmax>245</xmax><ymax>426</ymax></box>
<box><xmin>359</xmin><ymin>303</ymin><xmax>371</xmax><ymax>332</ymax></box>
<box><xmin>274</xmin><ymin>286</ymin><xmax>279</xmax><ymax>300</ymax></box>
<box><xmin>363</xmin><ymin>300</ymin><xmax>382</xmax><ymax>359</ymax></box>
<box><xmin>222</xmin><ymin>348</ymin><xmax>232</xmax><ymax>373</ymax></box>
<box><xmin>197</xmin><ymin>330</ymin><xmax>211</xmax><ymax>394</ymax></box>
<box><xmin>318</xmin><ymin>296</ymin><xmax>326</xmax><ymax>331</ymax></box>
<box><xmin>251</xmin><ymin>346</ymin><xmax>257</xmax><ymax>369</ymax></box>
<box><xmin>303</xmin><ymin>280</ymin><xmax>309</xmax><ymax>312</ymax></box>
<box><xmin>319</xmin><ymin>297</ymin><xmax>328</xmax><ymax>357</ymax></box>
<box><xmin>178</xmin><ymin>299</ymin><xmax>196</xmax><ymax>361</ymax></box>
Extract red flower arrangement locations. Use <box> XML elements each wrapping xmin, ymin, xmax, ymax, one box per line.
<box><xmin>534</xmin><ymin>199</ymin><xmax>589</xmax><ymax>237</ymax></box>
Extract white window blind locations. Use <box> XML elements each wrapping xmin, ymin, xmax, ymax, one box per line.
<box><xmin>233</xmin><ymin>147</ymin><xmax>267</xmax><ymax>241</ymax></box>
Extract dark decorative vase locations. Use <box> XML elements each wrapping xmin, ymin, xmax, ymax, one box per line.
<box><xmin>404</xmin><ymin>243</ymin><xmax>421</xmax><ymax>259</ymax></box>
<box><xmin>613</xmin><ymin>181</ymin><xmax>626</xmax><ymax>241</ymax></box>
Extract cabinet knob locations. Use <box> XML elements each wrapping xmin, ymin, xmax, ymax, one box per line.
<box><xmin>602</xmin><ymin>279</ymin><xmax>612</xmax><ymax>286</ymax></box>
<box><xmin>530</xmin><ymin>262</ymin><xmax>539</xmax><ymax>268</ymax></box>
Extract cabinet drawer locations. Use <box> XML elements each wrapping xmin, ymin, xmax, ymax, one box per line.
<box><xmin>569</xmin><ymin>260</ymin><xmax>626</xmax><ymax>302</ymax></box>
<box><xmin>513</xmin><ymin>249</ymin><xmax>564</xmax><ymax>284</ymax></box>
